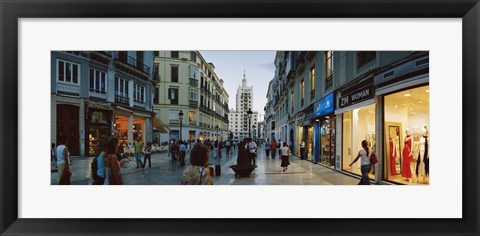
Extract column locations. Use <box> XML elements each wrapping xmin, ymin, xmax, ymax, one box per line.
<box><xmin>79</xmin><ymin>99</ymin><xmax>86</xmax><ymax>157</ymax></box>
<box><xmin>128</xmin><ymin>114</ymin><xmax>133</xmax><ymax>143</ymax></box>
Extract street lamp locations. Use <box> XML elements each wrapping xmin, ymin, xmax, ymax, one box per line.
<box><xmin>247</xmin><ymin>108</ymin><xmax>252</xmax><ymax>138</ymax></box>
<box><xmin>215</xmin><ymin>124</ymin><xmax>219</xmax><ymax>141</ymax></box>
<box><xmin>252</xmin><ymin>125</ymin><xmax>256</xmax><ymax>140</ymax></box>
<box><xmin>179</xmin><ymin>110</ymin><xmax>184</xmax><ymax>141</ymax></box>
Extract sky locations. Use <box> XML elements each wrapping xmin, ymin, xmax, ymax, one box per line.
<box><xmin>200</xmin><ymin>51</ymin><xmax>276</xmax><ymax>121</ymax></box>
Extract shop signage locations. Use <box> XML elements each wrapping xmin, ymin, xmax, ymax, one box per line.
<box><xmin>339</xmin><ymin>85</ymin><xmax>374</xmax><ymax>108</ymax></box>
<box><xmin>314</xmin><ymin>92</ymin><xmax>334</xmax><ymax>117</ymax></box>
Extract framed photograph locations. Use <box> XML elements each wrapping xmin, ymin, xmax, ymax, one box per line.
<box><xmin>1</xmin><ymin>0</ymin><xmax>479</xmax><ymax>235</ymax></box>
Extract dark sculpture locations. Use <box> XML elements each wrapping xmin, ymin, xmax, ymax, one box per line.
<box><xmin>230</xmin><ymin>140</ymin><xmax>256</xmax><ymax>177</ymax></box>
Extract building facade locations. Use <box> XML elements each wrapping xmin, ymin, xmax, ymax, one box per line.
<box><xmin>51</xmin><ymin>51</ymin><xmax>155</xmax><ymax>157</ymax></box>
<box><xmin>269</xmin><ymin>51</ymin><xmax>429</xmax><ymax>185</ymax></box>
<box><xmin>228</xmin><ymin>74</ymin><xmax>259</xmax><ymax>140</ymax></box>
<box><xmin>153</xmin><ymin>51</ymin><xmax>229</xmax><ymax>143</ymax></box>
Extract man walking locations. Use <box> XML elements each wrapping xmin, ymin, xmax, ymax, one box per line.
<box><xmin>300</xmin><ymin>139</ymin><xmax>306</xmax><ymax>160</ymax></box>
<box><xmin>134</xmin><ymin>137</ymin><xmax>144</xmax><ymax>168</ymax></box>
<box><xmin>264</xmin><ymin>138</ymin><xmax>271</xmax><ymax>159</ymax></box>
<box><xmin>245</xmin><ymin>138</ymin><xmax>258</xmax><ymax>166</ymax></box>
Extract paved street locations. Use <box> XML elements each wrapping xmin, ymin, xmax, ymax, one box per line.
<box><xmin>51</xmin><ymin>145</ymin><xmax>360</xmax><ymax>185</ymax></box>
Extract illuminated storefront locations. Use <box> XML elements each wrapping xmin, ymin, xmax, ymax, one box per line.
<box><xmin>313</xmin><ymin>92</ymin><xmax>335</xmax><ymax>167</ymax></box>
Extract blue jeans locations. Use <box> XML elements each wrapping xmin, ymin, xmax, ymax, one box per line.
<box><xmin>135</xmin><ymin>152</ymin><xmax>142</xmax><ymax>167</ymax></box>
<box><xmin>359</xmin><ymin>164</ymin><xmax>371</xmax><ymax>185</ymax></box>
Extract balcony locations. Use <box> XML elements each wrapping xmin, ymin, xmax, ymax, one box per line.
<box><xmin>189</xmin><ymin>100</ymin><xmax>198</xmax><ymax>108</ymax></box>
<box><xmin>189</xmin><ymin>78</ymin><xmax>199</xmax><ymax>87</ymax></box>
<box><xmin>115</xmin><ymin>95</ymin><xmax>130</xmax><ymax>106</ymax></box>
<box><xmin>90</xmin><ymin>51</ymin><xmax>112</xmax><ymax>65</ymax></box>
<box><xmin>301</xmin><ymin>98</ymin><xmax>304</xmax><ymax>107</ymax></box>
<box><xmin>113</xmin><ymin>52</ymin><xmax>150</xmax><ymax>81</ymax></box>
<box><xmin>189</xmin><ymin>120</ymin><xmax>197</xmax><ymax>126</ymax></box>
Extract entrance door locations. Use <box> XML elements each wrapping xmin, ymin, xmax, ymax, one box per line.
<box><xmin>57</xmin><ymin>104</ymin><xmax>79</xmax><ymax>156</ymax></box>
<box><xmin>385</xmin><ymin>122</ymin><xmax>403</xmax><ymax>180</ymax></box>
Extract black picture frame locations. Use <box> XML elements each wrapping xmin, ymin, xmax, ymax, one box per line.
<box><xmin>1</xmin><ymin>0</ymin><xmax>478</xmax><ymax>235</ymax></box>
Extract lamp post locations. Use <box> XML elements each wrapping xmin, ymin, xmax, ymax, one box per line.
<box><xmin>179</xmin><ymin>110</ymin><xmax>184</xmax><ymax>141</ymax></box>
<box><xmin>247</xmin><ymin>108</ymin><xmax>252</xmax><ymax>139</ymax></box>
<box><xmin>252</xmin><ymin>125</ymin><xmax>256</xmax><ymax>140</ymax></box>
<box><xmin>215</xmin><ymin>124</ymin><xmax>219</xmax><ymax>141</ymax></box>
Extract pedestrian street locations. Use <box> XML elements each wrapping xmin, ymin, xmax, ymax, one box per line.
<box><xmin>51</xmin><ymin>145</ymin><xmax>360</xmax><ymax>185</ymax></box>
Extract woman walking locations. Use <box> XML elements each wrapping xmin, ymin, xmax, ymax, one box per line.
<box><xmin>181</xmin><ymin>144</ymin><xmax>213</xmax><ymax>185</ymax></box>
<box><xmin>280</xmin><ymin>142</ymin><xmax>291</xmax><ymax>172</ymax></box>
<box><xmin>104</xmin><ymin>136</ymin><xmax>123</xmax><ymax>185</ymax></box>
<box><xmin>349</xmin><ymin>140</ymin><xmax>373</xmax><ymax>185</ymax></box>
<box><xmin>143</xmin><ymin>142</ymin><xmax>152</xmax><ymax>168</ymax></box>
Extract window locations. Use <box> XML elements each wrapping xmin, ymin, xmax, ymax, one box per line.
<box><xmin>89</xmin><ymin>69</ymin><xmax>106</xmax><ymax>93</ymax></box>
<box><xmin>171</xmin><ymin>51</ymin><xmax>179</xmax><ymax>58</ymax></box>
<box><xmin>57</xmin><ymin>60</ymin><xmax>79</xmax><ymax>84</ymax></box>
<box><xmin>300</xmin><ymin>80</ymin><xmax>305</xmax><ymax>106</ymax></box>
<box><xmin>191</xmin><ymin>53</ymin><xmax>196</xmax><ymax>62</ymax></box>
<box><xmin>357</xmin><ymin>51</ymin><xmax>376</xmax><ymax>68</ymax></box>
<box><xmin>169</xmin><ymin>110</ymin><xmax>179</xmax><ymax>120</ymax></box>
<box><xmin>325</xmin><ymin>51</ymin><xmax>333</xmax><ymax>90</ymax></box>
<box><xmin>171</xmin><ymin>66</ymin><xmax>179</xmax><ymax>82</ymax></box>
<box><xmin>189</xmin><ymin>111</ymin><xmax>195</xmax><ymax>121</ymax></box>
<box><xmin>168</xmin><ymin>88</ymin><xmax>179</xmax><ymax>105</ymax></box>
<box><xmin>310</xmin><ymin>65</ymin><xmax>315</xmax><ymax>99</ymax></box>
<box><xmin>115</xmin><ymin>77</ymin><xmax>129</xmax><ymax>97</ymax></box>
<box><xmin>133</xmin><ymin>83</ymin><xmax>145</xmax><ymax>103</ymax></box>
<box><xmin>154</xmin><ymin>87</ymin><xmax>159</xmax><ymax>104</ymax></box>
<box><xmin>291</xmin><ymin>91</ymin><xmax>294</xmax><ymax>113</ymax></box>
<box><xmin>190</xmin><ymin>88</ymin><xmax>198</xmax><ymax>101</ymax></box>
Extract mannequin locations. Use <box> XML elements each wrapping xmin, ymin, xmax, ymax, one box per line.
<box><xmin>389</xmin><ymin>136</ymin><xmax>397</xmax><ymax>175</ymax></box>
<box><xmin>416</xmin><ymin>126</ymin><xmax>429</xmax><ymax>183</ymax></box>
<box><xmin>402</xmin><ymin>128</ymin><xmax>413</xmax><ymax>182</ymax></box>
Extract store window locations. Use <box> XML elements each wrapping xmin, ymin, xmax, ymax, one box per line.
<box><xmin>320</xmin><ymin>117</ymin><xmax>335</xmax><ymax>167</ymax></box>
<box><xmin>342</xmin><ymin>104</ymin><xmax>376</xmax><ymax>178</ymax></box>
<box><xmin>384</xmin><ymin>85</ymin><xmax>429</xmax><ymax>185</ymax></box>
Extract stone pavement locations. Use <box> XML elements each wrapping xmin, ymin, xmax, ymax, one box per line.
<box><xmin>51</xmin><ymin>145</ymin><xmax>360</xmax><ymax>185</ymax></box>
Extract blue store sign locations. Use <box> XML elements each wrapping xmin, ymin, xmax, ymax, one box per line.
<box><xmin>314</xmin><ymin>92</ymin><xmax>334</xmax><ymax>117</ymax></box>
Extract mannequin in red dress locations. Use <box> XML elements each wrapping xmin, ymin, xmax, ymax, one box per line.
<box><xmin>389</xmin><ymin>137</ymin><xmax>397</xmax><ymax>175</ymax></box>
<box><xmin>402</xmin><ymin>129</ymin><xmax>413</xmax><ymax>182</ymax></box>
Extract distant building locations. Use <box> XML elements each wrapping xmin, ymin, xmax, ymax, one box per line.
<box><xmin>228</xmin><ymin>73</ymin><xmax>258</xmax><ymax>140</ymax></box>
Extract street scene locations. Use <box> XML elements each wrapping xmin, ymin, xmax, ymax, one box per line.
<box><xmin>51</xmin><ymin>51</ymin><xmax>429</xmax><ymax>185</ymax></box>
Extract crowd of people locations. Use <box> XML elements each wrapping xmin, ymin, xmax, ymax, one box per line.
<box><xmin>53</xmin><ymin>135</ymin><xmax>326</xmax><ymax>185</ymax></box>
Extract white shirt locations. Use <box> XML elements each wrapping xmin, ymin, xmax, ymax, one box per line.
<box><xmin>245</xmin><ymin>142</ymin><xmax>257</xmax><ymax>153</ymax></box>
<box><xmin>300</xmin><ymin>141</ymin><xmax>305</xmax><ymax>148</ymax></box>
<box><xmin>359</xmin><ymin>149</ymin><xmax>371</xmax><ymax>165</ymax></box>
<box><xmin>56</xmin><ymin>144</ymin><xmax>69</xmax><ymax>165</ymax></box>
<box><xmin>280</xmin><ymin>146</ymin><xmax>290</xmax><ymax>156</ymax></box>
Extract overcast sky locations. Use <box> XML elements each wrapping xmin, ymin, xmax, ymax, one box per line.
<box><xmin>200</xmin><ymin>51</ymin><xmax>276</xmax><ymax>121</ymax></box>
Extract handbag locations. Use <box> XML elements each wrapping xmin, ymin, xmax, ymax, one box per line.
<box><xmin>59</xmin><ymin>169</ymin><xmax>72</xmax><ymax>185</ymax></box>
<box><xmin>370</xmin><ymin>151</ymin><xmax>378</xmax><ymax>164</ymax></box>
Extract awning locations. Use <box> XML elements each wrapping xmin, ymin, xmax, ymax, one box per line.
<box><xmin>88</xmin><ymin>102</ymin><xmax>113</xmax><ymax>111</ymax></box>
<box><xmin>153</xmin><ymin>116</ymin><xmax>169</xmax><ymax>133</ymax></box>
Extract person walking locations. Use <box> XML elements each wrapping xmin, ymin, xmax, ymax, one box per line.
<box><xmin>270</xmin><ymin>139</ymin><xmax>278</xmax><ymax>160</ymax></box>
<box><xmin>245</xmin><ymin>138</ymin><xmax>258</xmax><ymax>166</ymax></box>
<box><xmin>280</xmin><ymin>142</ymin><xmax>291</xmax><ymax>172</ymax></box>
<box><xmin>104</xmin><ymin>135</ymin><xmax>123</xmax><ymax>185</ymax></box>
<box><xmin>91</xmin><ymin>137</ymin><xmax>106</xmax><ymax>185</ymax></box>
<box><xmin>178</xmin><ymin>141</ymin><xmax>187</xmax><ymax>166</ymax></box>
<box><xmin>213</xmin><ymin>140</ymin><xmax>219</xmax><ymax>159</ymax></box>
<box><xmin>181</xmin><ymin>144</ymin><xmax>213</xmax><ymax>185</ymax></box>
<box><xmin>225</xmin><ymin>140</ymin><xmax>231</xmax><ymax>156</ymax></box>
<box><xmin>264</xmin><ymin>139</ymin><xmax>271</xmax><ymax>159</ymax></box>
<box><xmin>56</xmin><ymin>136</ymin><xmax>70</xmax><ymax>184</ymax></box>
<box><xmin>169</xmin><ymin>141</ymin><xmax>177</xmax><ymax>163</ymax></box>
<box><xmin>300</xmin><ymin>139</ymin><xmax>306</xmax><ymax>160</ymax></box>
<box><xmin>134</xmin><ymin>137</ymin><xmax>144</xmax><ymax>169</ymax></box>
<box><xmin>349</xmin><ymin>140</ymin><xmax>373</xmax><ymax>185</ymax></box>
<box><xmin>142</xmin><ymin>142</ymin><xmax>152</xmax><ymax>168</ymax></box>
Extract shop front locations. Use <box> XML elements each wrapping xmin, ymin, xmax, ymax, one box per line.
<box><xmin>300</xmin><ymin>109</ymin><xmax>314</xmax><ymax>161</ymax></box>
<box><xmin>374</xmin><ymin>55</ymin><xmax>429</xmax><ymax>185</ymax></box>
<box><xmin>56</xmin><ymin>104</ymin><xmax>80</xmax><ymax>156</ymax></box>
<box><xmin>114</xmin><ymin>106</ymin><xmax>147</xmax><ymax>146</ymax></box>
<box><xmin>313</xmin><ymin>92</ymin><xmax>335</xmax><ymax>167</ymax></box>
<box><xmin>85</xmin><ymin>104</ymin><xmax>112</xmax><ymax>157</ymax></box>
<box><xmin>336</xmin><ymin>80</ymin><xmax>376</xmax><ymax>179</ymax></box>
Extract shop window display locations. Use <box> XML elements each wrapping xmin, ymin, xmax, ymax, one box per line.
<box><xmin>320</xmin><ymin>117</ymin><xmax>335</xmax><ymax>167</ymax></box>
<box><xmin>342</xmin><ymin>104</ymin><xmax>376</xmax><ymax>178</ymax></box>
<box><xmin>384</xmin><ymin>85</ymin><xmax>429</xmax><ymax>185</ymax></box>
